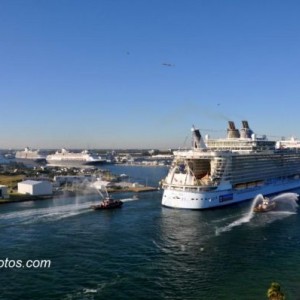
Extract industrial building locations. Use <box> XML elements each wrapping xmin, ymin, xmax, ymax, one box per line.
<box><xmin>18</xmin><ymin>180</ymin><xmax>53</xmax><ymax>196</ymax></box>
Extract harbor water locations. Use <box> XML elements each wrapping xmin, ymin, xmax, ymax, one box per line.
<box><xmin>1</xmin><ymin>165</ymin><xmax>300</xmax><ymax>299</ymax></box>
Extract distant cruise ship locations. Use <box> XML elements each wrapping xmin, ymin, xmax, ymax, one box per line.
<box><xmin>276</xmin><ymin>137</ymin><xmax>300</xmax><ymax>149</ymax></box>
<box><xmin>46</xmin><ymin>149</ymin><xmax>106</xmax><ymax>165</ymax></box>
<box><xmin>161</xmin><ymin>121</ymin><xmax>300</xmax><ymax>209</ymax></box>
<box><xmin>15</xmin><ymin>147</ymin><xmax>47</xmax><ymax>161</ymax></box>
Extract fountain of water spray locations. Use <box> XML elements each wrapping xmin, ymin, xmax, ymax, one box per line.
<box><xmin>219</xmin><ymin>194</ymin><xmax>264</xmax><ymax>232</ymax></box>
<box><xmin>246</xmin><ymin>193</ymin><xmax>264</xmax><ymax>220</ymax></box>
<box><xmin>216</xmin><ymin>192</ymin><xmax>299</xmax><ymax>235</ymax></box>
<box><xmin>269</xmin><ymin>192</ymin><xmax>299</xmax><ymax>212</ymax></box>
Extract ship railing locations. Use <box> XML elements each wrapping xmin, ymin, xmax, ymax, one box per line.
<box><xmin>162</xmin><ymin>183</ymin><xmax>217</xmax><ymax>192</ymax></box>
<box><xmin>198</xmin><ymin>178</ymin><xmax>214</xmax><ymax>186</ymax></box>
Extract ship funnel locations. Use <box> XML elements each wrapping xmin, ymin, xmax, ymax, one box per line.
<box><xmin>227</xmin><ymin>121</ymin><xmax>240</xmax><ymax>138</ymax></box>
<box><xmin>242</xmin><ymin>120</ymin><xmax>249</xmax><ymax>129</ymax></box>
<box><xmin>240</xmin><ymin>120</ymin><xmax>253</xmax><ymax>138</ymax></box>
<box><xmin>191</xmin><ymin>126</ymin><xmax>207</xmax><ymax>149</ymax></box>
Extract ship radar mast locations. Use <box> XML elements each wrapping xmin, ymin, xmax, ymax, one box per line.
<box><xmin>191</xmin><ymin>126</ymin><xmax>207</xmax><ymax>150</ymax></box>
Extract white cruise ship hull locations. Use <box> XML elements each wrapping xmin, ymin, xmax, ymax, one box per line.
<box><xmin>46</xmin><ymin>149</ymin><xmax>108</xmax><ymax>166</ymax></box>
<box><xmin>46</xmin><ymin>159</ymin><xmax>106</xmax><ymax>166</ymax></box>
<box><xmin>162</xmin><ymin>179</ymin><xmax>300</xmax><ymax>210</ymax></box>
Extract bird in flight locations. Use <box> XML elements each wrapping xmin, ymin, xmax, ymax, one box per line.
<box><xmin>162</xmin><ymin>63</ymin><xmax>175</xmax><ymax>67</ymax></box>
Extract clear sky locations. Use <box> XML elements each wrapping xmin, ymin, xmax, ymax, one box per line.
<box><xmin>1</xmin><ymin>0</ymin><xmax>300</xmax><ymax>149</ymax></box>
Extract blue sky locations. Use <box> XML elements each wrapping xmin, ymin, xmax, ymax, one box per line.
<box><xmin>1</xmin><ymin>0</ymin><xmax>300</xmax><ymax>149</ymax></box>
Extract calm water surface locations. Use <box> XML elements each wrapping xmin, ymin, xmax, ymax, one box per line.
<box><xmin>0</xmin><ymin>166</ymin><xmax>300</xmax><ymax>299</ymax></box>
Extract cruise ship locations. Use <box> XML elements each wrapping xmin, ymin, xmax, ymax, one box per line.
<box><xmin>276</xmin><ymin>137</ymin><xmax>300</xmax><ymax>149</ymax></box>
<box><xmin>15</xmin><ymin>147</ymin><xmax>47</xmax><ymax>161</ymax></box>
<box><xmin>46</xmin><ymin>149</ymin><xmax>107</xmax><ymax>165</ymax></box>
<box><xmin>161</xmin><ymin>121</ymin><xmax>300</xmax><ymax>209</ymax></box>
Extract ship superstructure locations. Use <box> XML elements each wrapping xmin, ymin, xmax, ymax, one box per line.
<box><xmin>276</xmin><ymin>137</ymin><xmax>300</xmax><ymax>149</ymax></box>
<box><xmin>46</xmin><ymin>149</ymin><xmax>106</xmax><ymax>165</ymax></box>
<box><xmin>161</xmin><ymin>121</ymin><xmax>300</xmax><ymax>209</ymax></box>
<box><xmin>15</xmin><ymin>147</ymin><xmax>47</xmax><ymax>161</ymax></box>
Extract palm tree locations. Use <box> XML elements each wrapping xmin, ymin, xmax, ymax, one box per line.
<box><xmin>267</xmin><ymin>282</ymin><xmax>285</xmax><ymax>300</ymax></box>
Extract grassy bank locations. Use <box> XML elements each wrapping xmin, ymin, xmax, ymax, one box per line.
<box><xmin>0</xmin><ymin>175</ymin><xmax>25</xmax><ymax>191</ymax></box>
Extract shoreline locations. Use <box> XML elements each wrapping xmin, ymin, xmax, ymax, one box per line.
<box><xmin>0</xmin><ymin>186</ymin><xmax>159</xmax><ymax>205</ymax></box>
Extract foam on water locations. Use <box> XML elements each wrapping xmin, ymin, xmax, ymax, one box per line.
<box><xmin>120</xmin><ymin>197</ymin><xmax>139</xmax><ymax>203</ymax></box>
<box><xmin>215</xmin><ymin>192</ymin><xmax>299</xmax><ymax>235</ymax></box>
<box><xmin>0</xmin><ymin>201</ymin><xmax>94</xmax><ymax>225</ymax></box>
<box><xmin>0</xmin><ymin>195</ymin><xmax>141</xmax><ymax>226</ymax></box>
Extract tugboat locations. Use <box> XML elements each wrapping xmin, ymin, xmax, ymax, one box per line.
<box><xmin>90</xmin><ymin>197</ymin><xmax>123</xmax><ymax>210</ymax></box>
<box><xmin>253</xmin><ymin>197</ymin><xmax>276</xmax><ymax>213</ymax></box>
<box><xmin>90</xmin><ymin>187</ymin><xmax>123</xmax><ymax>210</ymax></box>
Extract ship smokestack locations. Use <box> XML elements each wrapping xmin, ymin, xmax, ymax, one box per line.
<box><xmin>240</xmin><ymin>120</ymin><xmax>253</xmax><ymax>138</ymax></box>
<box><xmin>242</xmin><ymin>120</ymin><xmax>249</xmax><ymax>129</ymax></box>
<box><xmin>191</xmin><ymin>126</ymin><xmax>207</xmax><ymax>149</ymax></box>
<box><xmin>227</xmin><ymin>121</ymin><xmax>240</xmax><ymax>138</ymax></box>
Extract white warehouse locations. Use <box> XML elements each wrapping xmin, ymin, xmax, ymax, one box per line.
<box><xmin>18</xmin><ymin>180</ymin><xmax>53</xmax><ymax>196</ymax></box>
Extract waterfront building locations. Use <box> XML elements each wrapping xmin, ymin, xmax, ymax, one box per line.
<box><xmin>18</xmin><ymin>180</ymin><xmax>53</xmax><ymax>196</ymax></box>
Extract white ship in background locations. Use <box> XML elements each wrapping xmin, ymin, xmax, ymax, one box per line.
<box><xmin>46</xmin><ymin>149</ymin><xmax>107</xmax><ymax>166</ymax></box>
<box><xmin>276</xmin><ymin>137</ymin><xmax>300</xmax><ymax>149</ymax></box>
<box><xmin>15</xmin><ymin>147</ymin><xmax>47</xmax><ymax>161</ymax></box>
<box><xmin>161</xmin><ymin>121</ymin><xmax>300</xmax><ymax>209</ymax></box>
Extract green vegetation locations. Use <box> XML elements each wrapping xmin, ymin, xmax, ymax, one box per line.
<box><xmin>0</xmin><ymin>175</ymin><xmax>25</xmax><ymax>191</ymax></box>
<box><xmin>267</xmin><ymin>282</ymin><xmax>285</xmax><ymax>300</ymax></box>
